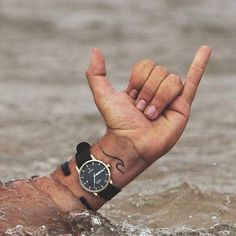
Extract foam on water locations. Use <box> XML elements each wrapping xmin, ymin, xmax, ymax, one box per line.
<box><xmin>1</xmin><ymin>183</ymin><xmax>236</xmax><ymax>235</ymax></box>
<box><xmin>3</xmin><ymin>212</ymin><xmax>236</xmax><ymax>236</ymax></box>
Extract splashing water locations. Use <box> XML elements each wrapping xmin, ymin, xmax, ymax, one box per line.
<box><xmin>2</xmin><ymin>183</ymin><xmax>236</xmax><ymax>236</ymax></box>
<box><xmin>3</xmin><ymin>210</ymin><xmax>236</xmax><ymax>236</ymax></box>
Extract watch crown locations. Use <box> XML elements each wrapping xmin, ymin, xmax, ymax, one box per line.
<box><xmin>107</xmin><ymin>163</ymin><xmax>110</xmax><ymax>168</ymax></box>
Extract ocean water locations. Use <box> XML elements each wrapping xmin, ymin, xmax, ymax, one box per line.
<box><xmin>0</xmin><ymin>0</ymin><xmax>236</xmax><ymax>235</ymax></box>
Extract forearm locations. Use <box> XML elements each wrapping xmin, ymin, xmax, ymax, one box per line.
<box><xmin>50</xmin><ymin>133</ymin><xmax>147</xmax><ymax>211</ymax></box>
<box><xmin>0</xmin><ymin>135</ymin><xmax>146</xmax><ymax>230</ymax></box>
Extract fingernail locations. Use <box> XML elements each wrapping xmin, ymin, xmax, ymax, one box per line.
<box><xmin>129</xmin><ymin>89</ymin><xmax>138</xmax><ymax>99</ymax></box>
<box><xmin>136</xmin><ymin>99</ymin><xmax>146</xmax><ymax>111</ymax></box>
<box><xmin>145</xmin><ymin>105</ymin><xmax>158</xmax><ymax>119</ymax></box>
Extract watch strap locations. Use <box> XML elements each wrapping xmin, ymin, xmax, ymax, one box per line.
<box><xmin>60</xmin><ymin>161</ymin><xmax>93</xmax><ymax>210</ymax></box>
<box><xmin>75</xmin><ymin>142</ymin><xmax>91</xmax><ymax>168</ymax></box>
<box><xmin>98</xmin><ymin>183</ymin><xmax>121</xmax><ymax>200</ymax></box>
<box><xmin>61</xmin><ymin>161</ymin><xmax>71</xmax><ymax>176</ymax></box>
<box><xmin>76</xmin><ymin>142</ymin><xmax>91</xmax><ymax>154</ymax></box>
<box><xmin>79</xmin><ymin>197</ymin><xmax>92</xmax><ymax>210</ymax></box>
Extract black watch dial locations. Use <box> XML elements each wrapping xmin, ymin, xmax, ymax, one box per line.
<box><xmin>79</xmin><ymin>160</ymin><xmax>110</xmax><ymax>193</ymax></box>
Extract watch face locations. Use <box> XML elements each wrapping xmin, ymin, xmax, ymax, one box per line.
<box><xmin>79</xmin><ymin>160</ymin><xmax>110</xmax><ymax>193</ymax></box>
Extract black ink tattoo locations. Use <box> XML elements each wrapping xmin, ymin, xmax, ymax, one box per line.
<box><xmin>99</xmin><ymin>144</ymin><xmax>124</xmax><ymax>174</ymax></box>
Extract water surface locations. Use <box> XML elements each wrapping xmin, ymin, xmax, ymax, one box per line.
<box><xmin>0</xmin><ymin>0</ymin><xmax>236</xmax><ymax>235</ymax></box>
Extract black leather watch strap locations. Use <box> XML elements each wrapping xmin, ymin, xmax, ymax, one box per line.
<box><xmin>98</xmin><ymin>183</ymin><xmax>121</xmax><ymax>200</ymax></box>
<box><xmin>79</xmin><ymin>197</ymin><xmax>92</xmax><ymax>210</ymax></box>
<box><xmin>61</xmin><ymin>142</ymin><xmax>91</xmax><ymax>176</ymax></box>
<box><xmin>61</xmin><ymin>161</ymin><xmax>71</xmax><ymax>176</ymax></box>
<box><xmin>60</xmin><ymin>161</ymin><xmax>93</xmax><ymax>210</ymax></box>
<box><xmin>75</xmin><ymin>146</ymin><xmax>92</xmax><ymax>168</ymax></box>
<box><xmin>76</xmin><ymin>142</ymin><xmax>91</xmax><ymax>154</ymax></box>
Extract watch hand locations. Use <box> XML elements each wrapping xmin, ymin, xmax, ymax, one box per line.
<box><xmin>95</xmin><ymin>168</ymin><xmax>106</xmax><ymax>177</ymax></box>
<box><xmin>93</xmin><ymin>173</ymin><xmax>96</xmax><ymax>188</ymax></box>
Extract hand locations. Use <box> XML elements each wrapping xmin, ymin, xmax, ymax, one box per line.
<box><xmin>47</xmin><ymin>46</ymin><xmax>211</xmax><ymax>212</ymax></box>
<box><xmin>86</xmin><ymin>46</ymin><xmax>211</xmax><ymax>164</ymax></box>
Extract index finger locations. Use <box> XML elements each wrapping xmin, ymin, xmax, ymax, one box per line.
<box><xmin>182</xmin><ymin>45</ymin><xmax>212</xmax><ymax>105</ymax></box>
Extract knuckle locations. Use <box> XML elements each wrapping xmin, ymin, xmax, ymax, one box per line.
<box><xmin>186</xmin><ymin>75</ymin><xmax>198</xmax><ymax>88</ymax></box>
<box><xmin>140</xmin><ymin>59</ymin><xmax>155</xmax><ymax>67</ymax></box>
<box><xmin>133</xmin><ymin>59</ymin><xmax>155</xmax><ymax>70</ymax></box>
<box><xmin>156</xmin><ymin>65</ymin><xmax>169</xmax><ymax>76</ymax></box>
<box><xmin>130</xmin><ymin>60</ymin><xmax>156</xmax><ymax>87</ymax></box>
<box><xmin>169</xmin><ymin>73</ymin><xmax>179</xmax><ymax>79</ymax></box>
<box><xmin>142</xmin><ymin>85</ymin><xmax>154</xmax><ymax>98</ymax></box>
<box><xmin>155</xmin><ymin>94</ymin><xmax>167</xmax><ymax>106</ymax></box>
<box><xmin>192</xmin><ymin>62</ymin><xmax>204</xmax><ymax>71</ymax></box>
<box><xmin>169</xmin><ymin>74</ymin><xmax>182</xmax><ymax>87</ymax></box>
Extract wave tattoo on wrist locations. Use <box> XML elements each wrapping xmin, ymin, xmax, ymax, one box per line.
<box><xmin>99</xmin><ymin>144</ymin><xmax>124</xmax><ymax>174</ymax></box>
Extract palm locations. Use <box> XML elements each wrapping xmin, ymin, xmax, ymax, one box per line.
<box><xmin>99</xmin><ymin>90</ymin><xmax>189</xmax><ymax>162</ymax></box>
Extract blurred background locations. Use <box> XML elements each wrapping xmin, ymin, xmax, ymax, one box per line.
<box><xmin>0</xmin><ymin>0</ymin><xmax>235</xmax><ymax>231</ymax></box>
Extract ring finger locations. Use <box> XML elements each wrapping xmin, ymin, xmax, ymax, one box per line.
<box><xmin>135</xmin><ymin>66</ymin><xmax>169</xmax><ymax>111</ymax></box>
<box><xmin>144</xmin><ymin>73</ymin><xmax>183</xmax><ymax>120</ymax></box>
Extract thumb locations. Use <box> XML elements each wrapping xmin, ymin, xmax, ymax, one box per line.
<box><xmin>86</xmin><ymin>48</ymin><xmax>114</xmax><ymax>103</ymax></box>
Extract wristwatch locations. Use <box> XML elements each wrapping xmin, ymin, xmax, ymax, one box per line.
<box><xmin>75</xmin><ymin>142</ymin><xmax>121</xmax><ymax>201</ymax></box>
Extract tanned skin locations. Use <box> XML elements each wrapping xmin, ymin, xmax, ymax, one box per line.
<box><xmin>0</xmin><ymin>46</ymin><xmax>211</xmax><ymax>231</ymax></box>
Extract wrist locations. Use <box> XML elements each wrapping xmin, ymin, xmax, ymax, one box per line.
<box><xmin>50</xmin><ymin>133</ymin><xmax>147</xmax><ymax>211</ymax></box>
<box><xmin>51</xmin><ymin>157</ymin><xmax>106</xmax><ymax>210</ymax></box>
<box><xmin>90</xmin><ymin>131</ymin><xmax>147</xmax><ymax>188</ymax></box>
